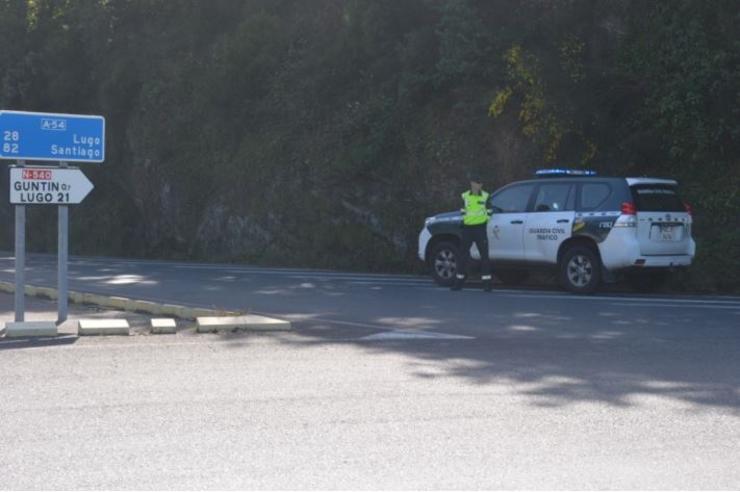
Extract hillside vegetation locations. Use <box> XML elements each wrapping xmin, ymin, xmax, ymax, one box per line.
<box><xmin>0</xmin><ymin>0</ymin><xmax>738</xmax><ymax>291</ymax></box>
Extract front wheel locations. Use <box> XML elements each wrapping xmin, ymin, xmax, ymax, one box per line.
<box><xmin>429</xmin><ymin>241</ymin><xmax>460</xmax><ymax>286</ymax></box>
<box><xmin>559</xmin><ymin>246</ymin><xmax>601</xmax><ymax>294</ymax></box>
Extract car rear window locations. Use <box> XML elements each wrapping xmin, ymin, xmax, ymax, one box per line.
<box><xmin>631</xmin><ymin>184</ymin><xmax>685</xmax><ymax>212</ymax></box>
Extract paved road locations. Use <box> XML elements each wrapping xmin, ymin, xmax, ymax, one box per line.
<box><xmin>1</xmin><ymin>254</ymin><xmax>739</xmax><ymax>489</ymax></box>
<box><xmin>2</xmin><ymin>253</ymin><xmax>740</xmax><ymax>338</ymax></box>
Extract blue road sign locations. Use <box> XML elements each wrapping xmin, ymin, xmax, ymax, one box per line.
<box><xmin>0</xmin><ymin>110</ymin><xmax>105</xmax><ymax>163</ymax></box>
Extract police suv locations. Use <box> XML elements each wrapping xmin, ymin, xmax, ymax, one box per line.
<box><xmin>418</xmin><ymin>169</ymin><xmax>696</xmax><ymax>293</ymax></box>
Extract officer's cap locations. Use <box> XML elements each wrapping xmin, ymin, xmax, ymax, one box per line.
<box><xmin>467</xmin><ymin>171</ymin><xmax>483</xmax><ymax>183</ymax></box>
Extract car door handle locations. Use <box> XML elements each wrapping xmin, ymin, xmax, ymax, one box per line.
<box><xmin>510</xmin><ymin>220</ymin><xmax>524</xmax><ymax>224</ymax></box>
<box><xmin>557</xmin><ymin>219</ymin><xmax>570</xmax><ymax>223</ymax></box>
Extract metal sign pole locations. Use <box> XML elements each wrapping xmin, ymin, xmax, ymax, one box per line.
<box><xmin>3</xmin><ymin>110</ymin><xmax>104</xmax><ymax>328</ymax></box>
<box><xmin>14</xmin><ymin>160</ymin><xmax>26</xmax><ymax>322</ymax></box>
<box><xmin>58</xmin><ymin>161</ymin><xmax>69</xmax><ymax>323</ymax></box>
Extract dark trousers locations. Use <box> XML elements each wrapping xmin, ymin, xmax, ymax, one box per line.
<box><xmin>457</xmin><ymin>223</ymin><xmax>491</xmax><ymax>280</ymax></box>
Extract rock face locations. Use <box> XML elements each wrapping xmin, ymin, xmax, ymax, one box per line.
<box><xmin>194</xmin><ymin>205</ymin><xmax>273</xmax><ymax>260</ymax></box>
<box><xmin>0</xmin><ymin>1</ymin><xmax>737</xmax><ymax>291</ymax></box>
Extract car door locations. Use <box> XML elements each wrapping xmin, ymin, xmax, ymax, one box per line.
<box><xmin>488</xmin><ymin>183</ymin><xmax>536</xmax><ymax>261</ymax></box>
<box><xmin>524</xmin><ymin>182</ymin><xmax>576</xmax><ymax>263</ymax></box>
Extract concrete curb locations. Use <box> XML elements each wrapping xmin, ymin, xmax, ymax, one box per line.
<box><xmin>78</xmin><ymin>319</ymin><xmax>130</xmax><ymax>336</ymax></box>
<box><xmin>4</xmin><ymin>321</ymin><xmax>58</xmax><ymax>338</ymax></box>
<box><xmin>0</xmin><ymin>280</ymin><xmax>239</xmax><ymax>321</ymax></box>
<box><xmin>151</xmin><ymin>318</ymin><xmax>177</xmax><ymax>334</ymax></box>
<box><xmin>196</xmin><ymin>315</ymin><xmax>292</xmax><ymax>333</ymax></box>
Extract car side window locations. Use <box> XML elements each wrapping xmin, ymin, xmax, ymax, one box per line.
<box><xmin>579</xmin><ymin>183</ymin><xmax>612</xmax><ymax>211</ymax></box>
<box><xmin>490</xmin><ymin>184</ymin><xmax>535</xmax><ymax>213</ymax></box>
<box><xmin>533</xmin><ymin>183</ymin><xmax>573</xmax><ymax>212</ymax></box>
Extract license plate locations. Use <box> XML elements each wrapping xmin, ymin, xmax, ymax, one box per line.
<box><xmin>659</xmin><ymin>225</ymin><xmax>674</xmax><ymax>241</ymax></box>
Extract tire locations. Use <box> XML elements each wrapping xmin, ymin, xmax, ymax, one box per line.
<box><xmin>625</xmin><ymin>271</ymin><xmax>669</xmax><ymax>293</ymax></box>
<box><xmin>429</xmin><ymin>241</ymin><xmax>460</xmax><ymax>286</ymax></box>
<box><xmin>495</xmin><ymin>269</ymin><xmax>529</xmax><ymax>285</ymax></box>
<box><xmin>559</xmin><ymin>246</ymin><xmax>601</xmax><ymax>294</ymax></box>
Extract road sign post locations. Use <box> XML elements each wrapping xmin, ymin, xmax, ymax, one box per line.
<box><xmin>14</xmin><ymin>160</ymin><xmax>26</xmax><ymax>322</ymax></box>
<box><xmin>58</xmin><ymin>162</ymin><xmax>69</xmax><ymax>323</ymax></box>
<box><xmin>8</xmin><ymin>165</ymin><xmax>94</xmax><ymax>323</ymax></box>
<box><xmin>2</xmin><ymin>110</ymin><xmax>104</xmax><ymax>327</ymax></box>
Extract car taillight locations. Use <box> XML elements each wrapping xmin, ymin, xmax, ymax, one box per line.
<box><xmin>621</xmin><ymin>202</ymin><xmax>637</xmax><ymax>215</ymax></box>
<box><xmin>684</xmin><ymin>202</ymin><xmax>693</xmax><ymax>216</ymax></box>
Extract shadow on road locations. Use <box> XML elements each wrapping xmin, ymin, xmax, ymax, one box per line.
<box><xmin>223</xmin><ymin>303</ymin><xmax>740</xmax><ymax>413</ymax></box>
<box><xmin>2</xmin><ymin>254</ymin><xmax>738</xmax><ymax>413</ymax></box>
<box><xmin>0</xmin><ymin>335</ymin><xmax>78</xmax><ymax>351</ymax></box>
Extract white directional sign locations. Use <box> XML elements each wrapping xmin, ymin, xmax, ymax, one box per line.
<box><xmin>9</xmin><ymin>167</ymin><xmax>94</xmax><ymax>204</ymax></box>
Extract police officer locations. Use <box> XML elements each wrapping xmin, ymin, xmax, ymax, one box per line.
<box><xmin>452</xmin><ymin>173</ymin><xmax>493</xmax><ymax>292</ymax></box>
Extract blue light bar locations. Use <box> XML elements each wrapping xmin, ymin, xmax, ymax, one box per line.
<box><xmin>535</xmin><ymin>168</ymin><xmax>597</xmax><ymax>177</ymax></box>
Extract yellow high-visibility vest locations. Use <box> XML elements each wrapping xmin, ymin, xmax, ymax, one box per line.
<box><xmin>462</xmin><ymin>190</ymin><xmax>490</xmax><ymax>226</ymax></box>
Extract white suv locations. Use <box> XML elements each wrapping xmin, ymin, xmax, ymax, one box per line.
<box><xmin>418</xmin><ymin>170</ymin><xmax>696</xmax><ymax>293</ymax></box>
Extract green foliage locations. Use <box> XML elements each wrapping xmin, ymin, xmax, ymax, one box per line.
<box><xmin>434</xmin><ymin>0</ymin><xmax>486</xmax><ymax>87</ymax></box>
<box><xmin>559</xmin><ymin>35</ymin><xmax>586</xmax><ymax>83</ymax></box>
<box><xmin>490</xmin><ymin>44</ymin><xmax>577</xmax><ymax>164</ymax></box>
<box><xmin>0</xmin><ymin>0</ymin><xmax>738</xmax><ymax>291</ymax></box>
<box><xmin>616</xmin><ymin>0</ymin><xmax>740</xmax><ymax>291</ymax></box>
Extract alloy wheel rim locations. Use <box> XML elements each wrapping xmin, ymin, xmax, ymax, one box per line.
<box><xmin>434</xmin><ymin>249</ymin><xmax>457</xmax><ymax>279</ymax></box>
<box><xmin>567</xmin><ymin>254</ymin><xmax>593</xmax><ymax>287</ymax></box>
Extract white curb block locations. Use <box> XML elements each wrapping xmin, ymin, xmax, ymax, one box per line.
<box><xmin>3</xmin><ymin>321</ymin><xmax>58</xmax><ymax>338</ymax></box>
<box><xmin>196</xmin><ymin>315</ymin><xmax>291</xmax><ymax>333</ymax></box>
<box><xmin>151</xmin><ymin>318</ymin><xmax>177</xmax><ymax>334</ymax></box>
<box><xmin>78</xmin><ymin>319</ymin><xmax>130</xmax><ymax>336</ymax></box>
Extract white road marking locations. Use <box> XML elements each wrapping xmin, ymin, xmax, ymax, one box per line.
<box><xmin>174</xmin><ymin>264</ymin><xmax>423</xmax><ymax>280</ymax></box>
<box><xmin>359</xmin><ymin>329</ymin><xmax>475</xmax><ymax>341</ymax></box>
<box><xmin>609</xmin><ymin>302</ymin><xmax>740</xmax><ymax>311</ymax></box>
<box><xmin>396</xmin><ymin>286</ymin><xmax>740</xmax><ymax>308</ymax></box>
<box><xmin>288</xmin><ymin>275</ymin><xmax>428</xmax><ymax>284</ymax></box>
<box><xmin>7</xmin><ymin>269</ymin><xmax>740</xmax><ymax>310</ymax></box>
<box><xmin>7</xmin><ymin>255</ymin><xmax>424</xmax><ymax>280</ymax></box>
<box><xmin>345</xmin><ymin>280</ymin><xmax>432</xmax><ymax>286</ymax></box>
<box><xmin>3</xmin><ymin>255</ymin><xmax>740</xmax><ymax>307</ymax></box>
<box><xmin>287</xmin><ymin>317</ymin><xmax>396</xmax><ymax>330</ymax></box>
<box><xmin>491</xmin><ymin>292</ymin><xmax>740</xmax><ymax>306</ymax></box>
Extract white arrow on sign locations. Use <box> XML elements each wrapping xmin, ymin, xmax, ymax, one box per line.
<box><xmin>9</xmin><ymin>167</ymin><xmax>94</xmax><ymax>205</ymax></box>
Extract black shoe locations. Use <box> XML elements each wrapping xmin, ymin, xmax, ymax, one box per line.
<box><xmin>451</xmin><ymin>277</ymin><xmax>464</xmax><ymax>291</ymax></box>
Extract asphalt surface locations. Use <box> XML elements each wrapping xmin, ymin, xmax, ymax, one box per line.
<box><xmin>1</xmin><ymin>254</ymin><xmax>739</xmax><ymax>489</ymax></box>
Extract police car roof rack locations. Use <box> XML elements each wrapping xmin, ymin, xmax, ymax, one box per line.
<box><xmin>535</xmin><ymin>168</ymin><xmax>598</xmax><ymax>178</ymax></box>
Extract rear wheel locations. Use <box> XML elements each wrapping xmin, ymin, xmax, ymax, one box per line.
<box><xmin>429</xmin><ymin>241</ymin><xmax>460</xmax><ymax>286</ymax></box>
<box><xmin>559</xmin><ymin>246</ymin><xmax>601</xmax><ymax>294</ymax></box>
<box><xmin>625</xmin><ymin>271</ymin><xmax>669</xmax><ymax>293</ymax></box>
